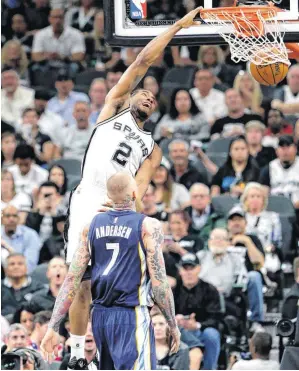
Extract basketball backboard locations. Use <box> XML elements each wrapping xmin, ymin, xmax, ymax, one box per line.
<box><xmin>104</xmin><ymin>0</ymin><xmax>299</xmax><ymax>47</ymax></box>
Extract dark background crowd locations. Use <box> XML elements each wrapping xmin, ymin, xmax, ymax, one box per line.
<box><xmin>1</xmin><ymin>0</ymin><xmax>299</xmax><ymax>370</ymax></box>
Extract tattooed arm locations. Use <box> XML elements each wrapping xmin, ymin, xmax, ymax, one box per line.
<box><xmin>143</xmin><ymin>217</ymin><xmax>181</xmax><ymax>353</ymax></box>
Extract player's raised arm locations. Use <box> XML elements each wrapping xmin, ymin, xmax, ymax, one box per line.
<box><xmin>40</xmin><ymin>225</ymin><xmax>91</xmax><ymax>362</ymax></box>
<box><xmin>142</xmin><ymin>216</ymin><xmax>181</xmax><ymax>354</ymax></box>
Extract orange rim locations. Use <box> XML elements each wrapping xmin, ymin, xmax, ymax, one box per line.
<box><xmin>285</xmin><ymin>43</ymin><xmax>299</xmax><ymax>59</ymax></box>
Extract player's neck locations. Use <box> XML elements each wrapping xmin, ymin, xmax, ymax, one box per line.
<box><xmin>112</xmin><ymin>201</ymin><xmax>135</xmax><ymax>211</ymax></box>
<box><xmin>131</xmin><ymin>110</ymin><xmax>146</xmax><ymax>129</ymax></box>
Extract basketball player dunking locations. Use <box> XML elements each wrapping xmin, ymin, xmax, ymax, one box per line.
<box><xmin>41</xmin><ymin>7</ymin><xmax>200</xmax><ymax>369</ymax></box>
<box><xmin>41</xmin><ymin>172</ymin><xmax>181</xmax><ymax>369</ymax></box>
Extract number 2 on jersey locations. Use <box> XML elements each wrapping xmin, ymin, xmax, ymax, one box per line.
<box><xmin>112</xmin><ymin>142</ymin><xmax>132</xmax><ymax>167</ymax></box>
<box><xmin>102</xmin><ymin>243</ymin><xmax>119</xmax><ymax>276</ymax></box>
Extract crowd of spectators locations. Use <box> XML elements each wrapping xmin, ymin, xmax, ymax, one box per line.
<box><xmin>1</xmin><ymin>0</ymin><xmax>299</xmax><ymax>370</ymax></box>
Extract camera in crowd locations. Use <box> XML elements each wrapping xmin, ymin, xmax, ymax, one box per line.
<box><xmin>1</xmin><ymin>347</ymin><xmax>45</xmax><ymax>370</ymax></box>
<box><xmin>276</xmin><ymin>317</ymin><xmax>297</xmax><ymax>345</ymax></box>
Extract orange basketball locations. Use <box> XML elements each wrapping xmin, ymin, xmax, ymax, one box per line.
<box><xmin>250</xmin><ymin>61</ymin><xmax>289</xmax><ymax>86</ymax></box>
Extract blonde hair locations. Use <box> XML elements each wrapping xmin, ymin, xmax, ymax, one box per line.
<box><xmin>241</xmin><ymin>182</ymin><xmax>268</xmax><ymax>212</ymax></box>
<box><xmin>1</xmin><ymin>40</ymin><xmax>28</xmax><ymax>77</ymax></box>
<box><xmin>233</xmin><ymin>71</ymin><xmax>263</xmax><ymax>111</ymax></box>
<box><xmin>197</xmin><ymin>45</ymin><xmax>225</xmax><ymax>67</ymax></box>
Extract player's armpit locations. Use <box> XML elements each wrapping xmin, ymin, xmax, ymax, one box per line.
<box><xmin>48</xmin><ymin>225</ymin><xmax>91</xmax><ymax>332</ymax></box>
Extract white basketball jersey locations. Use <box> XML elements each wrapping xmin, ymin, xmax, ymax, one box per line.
<box><xmin>80</xmin><ymin>107</ymin><xmax>155</xmax><ymax>191</ymax></box>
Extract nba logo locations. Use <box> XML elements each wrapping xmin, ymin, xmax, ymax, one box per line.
<box><xmin>130</xmin><ymin>0</ymin><xmax>147</xmax><ymax>20</ymax></box>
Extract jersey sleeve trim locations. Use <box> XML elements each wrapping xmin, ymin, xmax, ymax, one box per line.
<box><xmin>95</xmin><ymin>106</ymin><xmax>130</xmax><ymax>127</ymax></box>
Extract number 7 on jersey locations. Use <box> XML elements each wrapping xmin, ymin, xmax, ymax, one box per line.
<box><xmin>103</xmin><ymin>243</ymin><xmax>120</xmax><ymax>276</ymax></box>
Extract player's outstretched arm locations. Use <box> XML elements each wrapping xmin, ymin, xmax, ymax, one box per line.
<box><xmin>143</xmin><ymin>217</ymin><xmax>181</xmax><ymax>354</ymax></box>
<box><xmin>40</xmin><ymin>226</ymin><xmax>91</xmax><ymax>362</ymax></box>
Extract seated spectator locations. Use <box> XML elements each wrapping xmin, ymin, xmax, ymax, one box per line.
<box><xmin>184</xmin><ymin>183</ymin><xmax>226</xmax><ymax>242</ymax></box>
<box><xmin>66</xmin><ymin>0</ymin><xmax>96</xmax><ymax>33</ymax></box>
<box><xmin>26</xmin><ymin>181</ymin><xmax>67</xmax><ymax>244</ymax></box>
<box><xmin>226</xmin><ymin>208</ymin><xmax>265</xmax><ymax>328</ymax></box>
<box><xmin>189</xmin><ymin>69</ymin><xmax>227</xmax><ymax>125</ymax></box>
<box><xmin>245</xmin><ymin>121</ymin><xmax>276</xmax><ymax>168</ymax></box>
<box><xmin>23</xmin><ymin>0</ymin><xmax>50</xmax><ymax>32</ymax></box>
<box><xmin>211</xmin><ymin>89</ymin><xmax>262</xmax><ymax>139</ymax></box>
<box><xmin>31</xmin><ymin>8</ymin><xmax>85</xmax><ymax>71</ymax></box>
<box><xmin>9</xmin><ymin>14</ymin><xmax>34</xmax><ymax>57</ymax></box>
<box><xmin>8</xmin><ymin>144</ymin><xmax>48</xmax><ymax>194</ymax></box>
<box><xmin>142</xmin><ymin>75</ymin><xmax>164</xmax><ymax>125</ymax></box>
<box><xmin>262</xmin><ymin>109</ymin><xmax>293</xmax><ymax>148</ymax></box>
<box><xmin>241</xmin><ymin>182</ymin><xmax>282</xmax><ymax>273</ymax></box>
<box><xmin>89</xmin><ymin>78</ymin><xmax>107</xmax><ymax>125</ymax></box>
<box><xmin>47</xmin><ymin>69</ymin><xmax>89</xmax><ymax>126</ymax></box>
<box><xmin>1</xmin><ymin>68</ymin><xmax>34</xmax><ymax>127</ymax></box>
<box><xmin>29</xmin><ymin>311</ymin><xmax>52</xmax><ymax>351</ymax></box>
<box><xmin>60</xmin><ymin>321</ymin><xmax>99</xmax><ymax>370</ymax></box>
<box><xmin>196</xmin><ymin>45</ymin><xmax>240</xmax><ymax>88</ymax></box>
<box><xmin>233</xmin><ymin>71</ymin><xmax>263</xmax><ymax>115</ymax></box>
<box><xmin>48</xmin><ymin>164</ymin><xmax>70</xmax><ymax>207</ymax></box>
<box><xmin>169</xmin><ymin>140</ymin><xmax>207</xmax><ymax>190</ymax></box>
<box><xmin>211</xmin><ymin>135</ymin><xmax>260</xmax><ymax>197</ymax></box>
<box><xmin>34</xmin><ymin>89</ymin><xmax>65</xmax><ymax>146</ymax></box>
<box><xmin>12</xmin><ymin>304</ymin><xmax>36</xmax><ymax>336</ymax></box>
<box><xmin>29</xmin><ymin>256</ymin><xmax>68</xmax><ymax>312</ymax></box>
<box><xmin>1</xmin><ymin>40</ymin><xmax>29</xmax><ymax>85</ymax></box>
<box><xmin>5</xmin><ymin>324</ymin><xmax>29</xmax><ymax>351</ymax></box>
<box><xmin>1</xmin><ymin>132</ymin><xmax>17</xmax><ymax>170</ymax></box>
<box><xmin>154</xmin><ymin>88</ymin><xmax>209</xmax><ymax>142</ymax></box>
<box><xmin>232</xmin><ymin>332</ymin><xmax>279</xmax><ymax>370</ymax></box>
<box><xmin>259</xmin><ymin>135</ymin><xmax>299</xmax><ymax>212</ymax></box>
<box><xmin>2</xmin><ymin>205</ymin><xmax>42</xmax><ymax>273</ymax></box>
<box><xmin>142</xmin><ymin>184</ymin><xmax>168</xmax><ymax>222</ymax></box>
<box><xmin>57</xmin><ymin>101</ymin><xmax>93</xmax><ymax>160</ymax></box>
<box><xmin>19</xmin><ymin>108</ymin><xmax>57</xmax><ymax>165</ymax></box>
<box><xmin>152</xmin><ymin>159</ymin><xmax>190</xmax><ymax>212</ymax></box>
<box><xmin>273</xmin><ymin>63</ymin><xmax>299</xmax><ymax>125</ymax></box>
<box><xmin>1</xmin><ymin>253</ymin><xmax>44</xmax><ymax>316</ymax></box>
<box><xmin>174</xmin><ymin>253</ymin><xmax>222</xmax><ymax>370</ymax></box>
<box><xmin>152</xmin><ymin>311</ymin><xmax>191</xmax><ymax>370</ymax></box>
<box><xmin>281</xmin><ymin>257</ymin><xmax>299</xmax><ymax>320</ymax></box>
<box><xmin>106</xmin><ymin>67</ymin><xmax>124</xmax><ymax>91</ymax></box>
<box><xmin>296</xmin><ymin>119</ymin><xmax>299</xmax><ymax>153</ymax></box>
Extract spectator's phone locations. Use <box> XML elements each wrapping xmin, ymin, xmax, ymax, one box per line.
<box><xmin>190</xmin><ymin>140</ymin><xmax>203</xmax><ymax>149</ymax></box>
<box><xmin>183</xmin><ymin>315</ymin><xmax>191</xmax><ymax>320</ymax></box>
<box><xmin>164</xmin><ymin>235</ymin><xmax>173</xmax><ymax>244</ymax></box>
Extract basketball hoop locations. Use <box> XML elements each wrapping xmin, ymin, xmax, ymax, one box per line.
<box><xmin>200</xmin><ymin>3</ymin><xmax>292</xmax><ymax>66</ymax></box>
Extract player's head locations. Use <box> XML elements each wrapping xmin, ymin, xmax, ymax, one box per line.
<box><xmin>130</xmin><ymin>89</ymin><xmax>157</xmax><ymax>122</ymax></box>
<box><xmin>107</xmin><ymin>172</ymin><xmax>137</xmax><ymax>207</ymax></box>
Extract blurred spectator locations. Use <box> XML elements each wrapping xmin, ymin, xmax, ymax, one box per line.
<box><xmin>57</xmin><ymin>101</ymin><xmax>93</xmax><ymax>160</ymax></box>
<box><xmin>34</xmin><ymin>89</ymin><xmax>65</xmax><ymax>146</ymax></box>
<box><xmin>1</xmin><ymin>316</ymin><xmax>10</xmax><ymax>347</ymax></box>
<box><xmin>245</xmin><ymin>121</ymin><xmax>276</xmax><ymax>168</ymax></box>
<box><xmin>12</xmin><ymin>304</ymin><xmax>36</xmax><ymax>336</ymax></box>
<box><xmin>1</xmin><ymin>40</ymin><xmax>29</xmax><ymax>85</ymax></box>
<box><xmin>5</xmin><ymin>324</ymin><xmax>29</xmax><ymax>351</ymax></box>
<box><xmin>262</xmin><ymin>109</ymin><xmax>293</xmax><ymax>149</ymax></box>
<box><xmin>296</xmin><ymin>119</ymin><xmax>299</xmax><ymax>153</ymax></box>
<box><xmin>241</xmin><ymin>182</ymin><xmax>282</xmax><ymax>273</ymax></box>
<box><xmin>259</xmin><ymin>135</ymin><xmax>299</xmax><ymax>211</ymax></box>
<box><xmin>151</xmin><ymin>160</ymin><xmax>190</xmax><ymax>212</ymax></box>
<box><xmin>29</xmin><ymin>256</ymin><xmax>67</xmax><ymax>312</ymax></box>
<box><xmin>197</xmin><ymin>45</ymin><xmax>240</xmax><ymax>88</ymax></box>
<box><xmin>154</xmin><ymin>88</ymin><xmax>209</xmax><ymax>142</ymax></box>
<box><xmin>106</xmin><ymin>67</ymin><xmax>124</xmax><ymax>91</ymax></box>
<box><xmin>273</xmin><ymin>64</ymin><xmax>299</xmax><ymax>125</ymax></box>
<box><xmin>184</xmin><ymin>183</ymin><xmax>226</xmax><ymax>242</ymax></box>
<box><xmin>10</xmin><ymin>14</ymin><xmax>33</xmax><ymax>51</ymax></box>
<box><xmin>233</xmin><ymin>71</ymin><xmax>263</xmax><ymax>115</ymax></box>
<box><xmin>66</xmin><ymin>0</ymin><xmax>96</xmax><ymax>33</ymax></box>
<box><xmin>8</xmin><ymin>144</ymin><xmax>48</xmax><ymax>194</ymax></box>
<box><xmin>29</xmin><ymin>311</ymin><xmax>52</xmax><ymax>351</ymax></box>
<box><xmin>169</xmin><ymin>140</ymin><xmax>207</xmax><ymax>189</ymax></box>
<box><xmin>24</xmin><ymin>0</ymin><xmax>51</xmax><ymax>31</ymax></box>
<box><xmin>211</xmin><ymin>135</ymin><xmax>260</xmax><ymax>197</ymax></box>
<box><xmin>226</xmin><ymin>208</ymin><xmax>265</xmax><ymax>327</ymax></box>
<box><xmin>89</xmin><ymin>78</ymin><xmax>107</xmax><ymax>126</ymax></box>
<box><xmin>1</xmin><ymin>253</ymin><xmax>44</xmax><ymax>316</ymax></box>
<box><xmin>31</xmin><ymin>8</ymin><xmax>85</xmax><ymax>68</ymax></box>
<box><xmin>1</xmin><ymin>132</ymin><xmax>17</xmax><ymax>170</ymax></box>
<box><xmin>19</xmin><ymin>108</ymin><xmax>57</xmax><ymax>165</ymax></box>
<box><xmin>232</xmin><ymin>332</ymin><xmax>279</xmax><ymax>370</ymax></box>
<box><xmin>142</xmin><ymin>184</ymin><xmax>168</xmax><ymax>222</ymax></box>
<box><xmin>164</xmin><ymin>210</ymin><xmax>204</xmax><ymax>265</ymax></box>
<box><xmin>190</xmin><ymin>69</ymin><xmax>227</xmax><ymax>125</ymax></box>
<box><xmin>152</xmin><ymin>311</ymin><xmax>191</xmax><ymax>370</ymax></box>
<box><xmin>48</xmin><ymin>164</ymin><xmax>70</xmax><ymax>206</ymax></box>
<box><xmin>211</xmin><ymin>89</ymin><xmax>262</xmax><ymax>139</ymax></box>
<box><xmin>26</xmin><ymin>181</ymin><xmax>67</xmax><ymax>244</ymax></box>
<box><xmin>47</xmin><ymin>69</ymin><xmax>89</xmax><ymax>126</ymax></box>
<box><xmin>174</xmin><ymin>253</ymin><xmax>222</xmax><ymax>370</ymax></box>
<box><xmin>281</xmin><ymin>257</ymin><xmax>299</xmax><ymax>320</ymax></box>
<box><xmin>60</xmin><ymin>321</ymin><xmax>99</xmax><ymax>370</ymax></box>
<box><xmin>1</xmin><ymin>68</ymin><xmax>34</xmax><ymax>127</ymax></box>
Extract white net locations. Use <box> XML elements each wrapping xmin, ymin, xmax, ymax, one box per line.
<box><xmin>201</xmin><ymin>8</ymin><xmax>290</xmax><ymax>66</ymax></box>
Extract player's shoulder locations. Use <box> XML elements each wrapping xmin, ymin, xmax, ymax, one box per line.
<box><xmin>142</xmin><ymin>216</ymin><xmax>163</xmax><ymax>234</ymax></box>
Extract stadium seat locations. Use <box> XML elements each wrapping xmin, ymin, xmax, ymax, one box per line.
<box><xmin>48</xmin><ymin>361</ymin><xmax>61</xmax><ymax>370</ymax></box>
<box><xmin>31</xmin><ymin>263</ymin><xmax>49</xmax><ymax>285</ymax></box>
<box><xmin>48</xmin><ymin>159</ymin><xmax>81</xmax><ymax>177</ymax></box>
<box><xmin>211</xmin><ymin>195</ymin><xmax>238</xmax><ymax>215</ymax></box>
<box><xmin>160</xmin><ymin>66</ymin><xmax>197</xmax><ymax>100</ymax></box>
<box><xmin>190</xmin><ymin>158</ymin><xmax>211</xmax><ymax>185</ymax></box>
<box><xmin>67</xmin><ymin>175</ymin><xmax>81</xmax><ymax>191</ymax></box>
<box><xmin>74</xmin><ymin>69</ymin><xmax>106</xmax><ymax>87</ymax></box>
<box><xmin>74</xmin><ymin>84</ymin><xmax>90</xmax><ymax>95</ymax></box>
<box><xmin>208</xmin><ymin>153</ymin><xmax>227</xmax><ymax>168</ymax></box>
<box><xmin>206</xmin><ymin>138</ymin><xmax>232</xmax><ymax>156</ymax></box>
<box><xmin>267</xmin><ymin>196</ymin><xmax>296</xmax><ymax>218</ymax></box>
<box><xmin>30</xmin><ymin>69</ymin><xmax>59</xmax><ymax>90</ymax></box>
